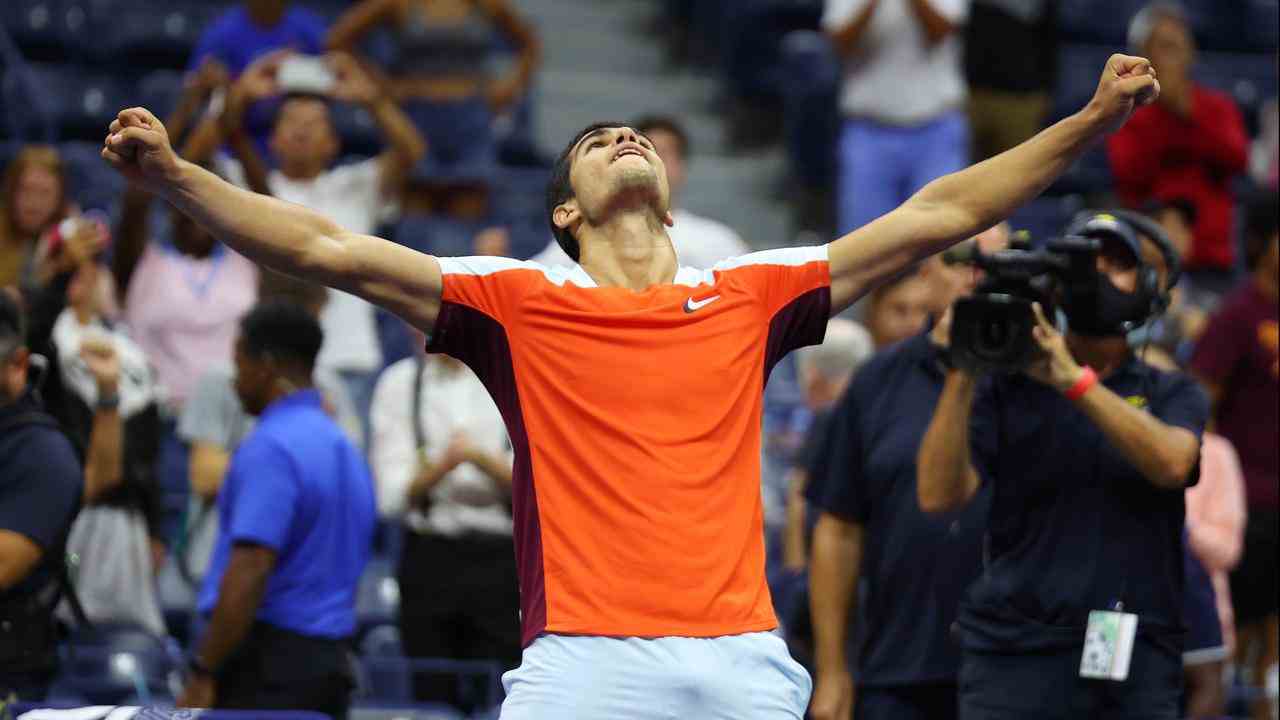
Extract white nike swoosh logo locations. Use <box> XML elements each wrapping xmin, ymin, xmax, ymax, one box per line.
<box><xmin>683</xmin><ymin>295</ymin><xmax>721</xmax><ymax>313</ymax></box>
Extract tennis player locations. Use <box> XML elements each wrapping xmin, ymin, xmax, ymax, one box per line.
<box><xmin>101</xmin><ymin>54</ymin><xmax>1158</xmax><ymax>719</ymax></box>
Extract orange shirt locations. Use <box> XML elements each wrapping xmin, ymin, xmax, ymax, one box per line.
<box><xmin>427</xmin><ymin>247</ymin><xmax>831</xmax><ymax>645</ymax></box>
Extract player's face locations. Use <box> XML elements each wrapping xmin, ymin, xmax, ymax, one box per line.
<box><xmin>13</xmin><ymin>167</ymin><xmax>62</xmax><ymax>236</ymax></box>
<box><xmin>271</xmin><ymin>97</ymin><xmax>339</xmax><ymax>177</ymax></box>
<box><xmin>567</xmin><ymin>126</ymin><xmax>670</xmax><ymax>222</ymax></box>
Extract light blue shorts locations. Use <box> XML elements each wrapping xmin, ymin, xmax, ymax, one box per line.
<box><xmin>499</xmin><ymin>631</ymin><xmax>812</xmax><ymax>719</ymax></box>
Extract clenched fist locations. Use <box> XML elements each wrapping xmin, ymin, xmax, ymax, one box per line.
<box><xmin>101</xmin><ymin>108</ymin><xmax>181</xmax><ymax>194</ymax></box>
<box><xmin>1088</xmin><ymin>54</ymin><xmax>1161</xmax><ymax>135</ymax></box>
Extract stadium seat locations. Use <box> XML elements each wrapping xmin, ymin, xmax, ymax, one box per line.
<box><xmin>1007</xmin><ymin>196</ymin><xmax>1085</xmax><ymax>243</ymax></box>
<box><xmin>49</xmin><ymin>625</ymin><xmax>179</xmax><ymax>705</ymax></box>
<box><xmin>1051</xmin><ymin>45</ymin><xmax>1116</xmax><ymax>122</ymax></box>
<box><xmin>360</xmin><ymin>624</ymin><xmax>405</xmax><ymax>658</ymax></box>
<box><xmin>1195</xmin><ymin>51</ymin><xmax>1279</xmax><ymax>132</ymax></box>
<box><xmin>779</xmin><ymin>30</ymin><xmax>840</xmax><ymax>190</ymax></box>
<box><xmin>357</xmin><ymin>558</ymin><xmax>401</xmax><ymax>639</ymax></box>
<box><xmin>24</xmin><ymin>63</ymin><xmax>127</xmax><ymax>142</ymax></box>
<box><xmin>393</xmin><ymin>215</ymin><xmax>484</xmax><ymax>258</ymax></box>
<box><xmin>350</xmin><ymin>704</ymin><xmax>467</xmax><ymax>720</ymax></box>
<box><xmin>59</xmin><ymin>140</ymin><xmax>126</xmax><ymax>215</ymax></box>
<box><xmin>331</xmin><ymin>102</ymin><xmax>385</xmax><ymax>159</ymax></box>
<box><xmin>1</xmin><ymin>0</ymin><xmax>90</xmax><ymax>63</ymax></box>
<box><xmin>83</xmin><ymin>0</ymin><xmax>208</xmax><ymax>70</ymax></box>
<box><xmin>138</xmin><ymin>70</ymin><xmax>185</xmax><ymax>120</ymax></box>
<box><xmin>1057</xmin><ymin>0</ymin><xmax>1144</xmax><ymax>47</ymax></box>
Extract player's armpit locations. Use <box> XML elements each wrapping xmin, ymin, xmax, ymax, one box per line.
<box><xmin>320</xmin><ymin>232</ymin><xmax>444</xmax><ymax>332</ymax></box>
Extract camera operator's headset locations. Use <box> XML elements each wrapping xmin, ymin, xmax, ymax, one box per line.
<box><xmin>1065</xmin><ymin>209</ymin><xmax>1182</xmax><ymax>327</ymax></box>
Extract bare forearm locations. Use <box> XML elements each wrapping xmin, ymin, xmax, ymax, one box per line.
<box><xmin>189</xmin><ymin>442</ymin><xmax>231</xmax><ymax>501</ymax></box>
<box><xmin>368</xmin><ymin>96</ymin><xmax>426</xmax><ymax>176</ymax></box>
<box><xmin>810</xmin><ymin>514</ymin><xmax>862</xmax><ymax>674</ymax></box>
<box><xmin>327</xmin><ymin>0</ymin><xmax>389</xmax><ymax>50</ymax></box>
<box><xmin>162</xmin><ymin>160</ymin><xmax>348</xmax><ymax>283</ymax></box>
<box><xmin>917</xmin><ymin>371</ymin><xmax>981</xmax><ymax>513</ymax></box>
<box><xmin>196</xmin><ymin>551</ymin><xmax>272</xmax><ymax>671</ymax></box>
<box><xmin>783</xmin><ymin>469</ymin><xmax>809</xmax><ymax>570</ymax></box>
<box><xmin>907</xmin><ymin>0</ymin><xmax>958</xmax><ymax>45</ymax></box>
<box><xmin>83</xmin><ymin>400</ymin><xmax>123</xmax><ymax>505</ymax></box>
<box><xmin>1071</xmin><ymin>383</ymin><xmax>1199</xmax><ymax>489</ymax></box>
<box><xmin>405</xmin><ymin>459</ymin><xmax>455</xmax><ymax>507</ymax></box>
<box><xmin>468</xmin><ymin>453</ymin><xmax>513</xmax><ymax>490</ymax></box>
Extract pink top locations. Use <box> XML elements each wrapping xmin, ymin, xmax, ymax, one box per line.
<box><xmin>1185</xmin><ymin>432</ymin><xmax>1248</xmax><ymax>653</ymax></box>
<box><xmin>122</xmin><ymin>242</ymin><xmax>258</xmax><ymax>410</ymax></box>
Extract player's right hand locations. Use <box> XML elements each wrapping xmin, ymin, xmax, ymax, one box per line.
<box><xmin>101</xmin><ymin>107</ymin><xmax>180</xmax><ymax>194</ymax></box>
<box><xmin>809</xmin><ymin>669</ymin><xmax>854</xmax><ymax>720</ymax></box>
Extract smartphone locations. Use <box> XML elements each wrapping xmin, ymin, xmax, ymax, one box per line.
<box><xmin>277</xmin><ymin>55</ymin><xmax>335</xmax><ymax>95</ymax></box>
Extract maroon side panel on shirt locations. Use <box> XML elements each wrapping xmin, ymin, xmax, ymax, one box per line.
<box><xmin>426</xmin><ymin>301</ymin><xmax>547</xmax><ymax>645</ymax></box>
<box><xmin>763</xmin><ymin>286</ymin><xmax>833</xmax><ymax>382</ymax></box>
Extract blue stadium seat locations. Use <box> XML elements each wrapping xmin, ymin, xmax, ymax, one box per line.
<box><xmin>779</xmin><ymin>30</ymin><xmax>840</xmax><ymax>189</ymax></box>
<box><xmin>1057</xmin><ymin>0</ymin><xmax>1144</xmax><ymax>47</ymax></box>
<box><xmin>393</xmin><ymin>215</ymin><xmax>484</xmax><ymax>258</ymax></box>
<box><xmin>1051</xmin><ymin>45</ymin><xmax>1116</xmax><ymax>122</ymax></box>
<box><xmin>1007</xmin><ymin>196</ymin><xmax>1085</xmax><ymax>243</ymax></box>
<box><xmin>1</xmin><ymin>0</ymin><xmax>90</xmax><ymax>63</ymax></box>
<box><xmin>357</xmin><ymin>558</ymin><xmax>401</xmax><ymax>639</ymax></box>
<box><xmin>350</xmin><ymin>704</ymin><xmax>467</xmax><ymax>720</ymax></box>
<box><xmin>331</xmin><ymin>102</ymin><xmax>385</xmax><ymax>158</ymax></box>
<box><xmin>49</xmin><ymin>625</ymin><xmax>179</xmax><ymax>705</ymax></box>
<box><xmin>83</xmin><ymin>0</ymin><xmax>209</xmax><ymax>70</ymax></box>
<box><xmin>360</xmin><ymin>624</ymin><xmax>405</xmax><ymax>658</ymax></box>
<box><xmin>138</xmin><ymin>70</ymin><xmax>185</xmax><ymax>120</ymax></box>
<box><xmin>25</xmin><ymin>63</ymin><xmax>126</xmax><ymax>141</ymax></box>
<box><xmin>59</xmin><ymin>140</ymin><xmax>125</xmax><ymax>215</ymax></box>
<box><xmin>1195</xmin><ymin>51</ymin><xmax>1279</xmax><ymax>131</ymax></box>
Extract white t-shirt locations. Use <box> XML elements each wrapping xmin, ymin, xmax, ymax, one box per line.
<box><xmin>822</xmin><ymin>0</ymin><xmax>969</xmax><ymax>125</ymax></box>
<box><xmin>218</xmin><ymin>155</ymin><xmax>386</xmax><ymax>374</ymax></box>
<box><xmin>369</xmin><ymin>355</ymin><xmax>513</xmax><ymax>538</ymax></box>
<box><xmin>528</xmin><ymin>208</ymin><xmax>751</xmax><ymax>269</ymax></box>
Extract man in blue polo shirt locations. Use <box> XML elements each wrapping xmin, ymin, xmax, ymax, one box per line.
<box><xmin>917</xmin><ymin>214</ymin><xmax>1208</xmax><ymax>719</ymax></box>
<box><xmin>178</xmin><ymin>300</ymin><xmax>375</xmax><ymax>719</ymax></box>
<box><xmin>807</xmin><ymin>226</ymin><xmax>1007</xmax><ymax>720</ymax></box>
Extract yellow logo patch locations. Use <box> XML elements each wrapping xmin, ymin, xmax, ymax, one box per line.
<box><xmin>1125</xmin><ymin>395</ymin><xmax>1149</xmax><ymax>410</ymax></box>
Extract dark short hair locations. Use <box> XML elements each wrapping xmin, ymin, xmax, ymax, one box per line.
<box><xmin>545</xmin><ymin>121</ymin><xmax>630</xmax><ymax>263</ymax></box>
<box><xmin>239</xmin><ymin>300</ymin><xmax>323</xmax><ymax>372</ymax></box>
<box><xmin>632</xmin><ymin>114</ymin><xmax>690</xmax><ymax>158</ymax></box>
<box><xmin>1243</xmin><ymin>190</ymin><xmax>1279</xmax><ymax>271</ymax></box>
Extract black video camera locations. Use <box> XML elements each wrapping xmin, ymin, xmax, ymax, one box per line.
<box><xmin>948</xmin><ymin>234</ymin><xmax>1103</xmax><ymax>374</ymax></box>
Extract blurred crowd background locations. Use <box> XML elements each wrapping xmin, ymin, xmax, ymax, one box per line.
<box><xmin>0</xmin><ymin>1</ymin><xmax>1276</xmax><ymax>719</ymax></box>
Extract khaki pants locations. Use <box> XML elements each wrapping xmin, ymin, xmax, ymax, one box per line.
<box><xmin>968</xmin><ymin>89</ymin><xmax>1050</xmax><ymax>162</ymax></box>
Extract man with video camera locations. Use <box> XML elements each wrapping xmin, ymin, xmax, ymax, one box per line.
<box><xmin>917</xmin><ymin>212</ymin><xmax>1208</xmax><ymax>718</ymax></box>
<box><xmin>0</xmin><ymin>289</ymin><xmax>83</xmax><ymax>701</ymax></box>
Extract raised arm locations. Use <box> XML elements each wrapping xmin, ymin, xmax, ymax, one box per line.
<box><xmin>102</xmin><ymin>107</ymin><xmax>443</xmax><ymax>332</ymax></box>
<box><xmin>907</xmin><ymin>0</ymin><xmax>963</xmax><ymax>46</ymax></box>
<box><xmin>482</xmin><ymin>0</ymin><xmax>542</xmax><ymax>113</ymax></box>
<box><xmin>917</xmin><ymin>369</ymin><xmax>983</xmax><ymax>513</ymax></box>
<box><xmin>826</xmin><ymin>54</ymin><xmax>1161</xmax><ymax>314</ymax></box>
<box><xmin>327</xmin><ymin>51</ymin><xmax>427</xmax><ymax>193</ymax></box>
<box><xmin>825</xmin><ymin>0</ymin><xmax>879</xmax><ymax>56</ymax></box>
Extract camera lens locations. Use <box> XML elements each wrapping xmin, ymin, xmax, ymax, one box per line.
<box><xmin>976</xmin><ymin>317</ymin><xmax>1015</xmax><ymax>359</ymax></box>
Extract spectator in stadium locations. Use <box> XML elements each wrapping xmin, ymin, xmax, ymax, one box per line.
<box><xmin>113</xmin><ymin>75</ymin><xmax>259</xmax><ymax>544</ymax></box>
<box><xmin>47</xmin><ymin>249</ymin><xmax>166</xmax><ymax>635</ymax></box>
<box><xmin>190</xmin><ymin>0</ymin><xmax>327</xmax><ymax>76</ymax></box>
<box><xmin>194</xmin><ymin>49</ymin><xmax>426</xmax><ymax>442</ymax></box>
<box><xmin>772</xmin><ymin>319</ymin><xmax>873</xmax><ymax>657</ymax></box>
<box><xmin>369</xmin><ymin>322</ymin><xmax>517</xmax><ymax>712</ymax></box>
<box><xmin>0</xmin><ymin>289</ymin><xmax>81</xmax><ymax>701</ymax></box>
<box><xmin>327</xmin><ymin>0</ymin><xmax>540</xmax><ymax>194</ymax></box>
<box><xmin>531</xmin><ymin>115</ymin><xmax>751</xmax><ymax>269</ymax></box>
<box><xmin>176</xmin><ymin>271</ymin><xmax>361</xmax><ymax>582</ymax></box>
<box><xmin>862</xmin><ymin>271</ymin><xmax>935</xmax><ymax>349</ymax></box>
<box><xmin>965</xmin><ymin>0</ymin><xmax>1057</xmax><ymax>161</ymax></box>
<box><xmin>1190</xmin><ymin>192</ymin><xmax>1279</xmax><ymax>720</ymax></box>
<box><xmin>807</xmin><ymin>226</ymin><xmax>1007</xmax><ymax>720</ymax></box>
<box><xmin>917</xmin><ymin>213</ymin><xmax>1207</xmax><ymax>718</ymax></box>
<box><xmin>1107</xmin><ymin>2</ymin><xmax>1248</xmax><ymax>287</ymax></box>
<box><xmin>0</xmin><ymin>146</ymin><xmax>92</xmax><ymax>290</ymax></box>
<box><xmin>1142</xmin><ymin>345</ymin><xmax>1247</xmax><ymax>719</ymax></box>
<box><xmin>178</xmin><ymin>301</ymin><xmax>375</xmax><ymax>719</ymax></box>
<box><xmin>823</xmin><ymin>0</ymin><xmax>971</xmax><ymax>235</ymax></box>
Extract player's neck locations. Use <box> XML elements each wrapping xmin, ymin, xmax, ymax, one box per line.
<box><xmin>578</xmin><ymin>212</ymin><xmax>677</xmax><ymax>291</ymax></box>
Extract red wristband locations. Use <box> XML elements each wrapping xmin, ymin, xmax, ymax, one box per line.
<box><xmin>1064</xmin><ymin>366</ymin><xmax>1098</xmax><ymax>401</ymax></box>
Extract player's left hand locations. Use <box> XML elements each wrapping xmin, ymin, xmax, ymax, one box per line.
<box><xmin>1087</xmin><ymin>54</ymin><xmax>1161</xmax><ymax>134</ymax></box>
<box><xmin>1023</xmin><ymin>303</ymin><xmax>1085</xmax><ymax>392</ymax></box>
